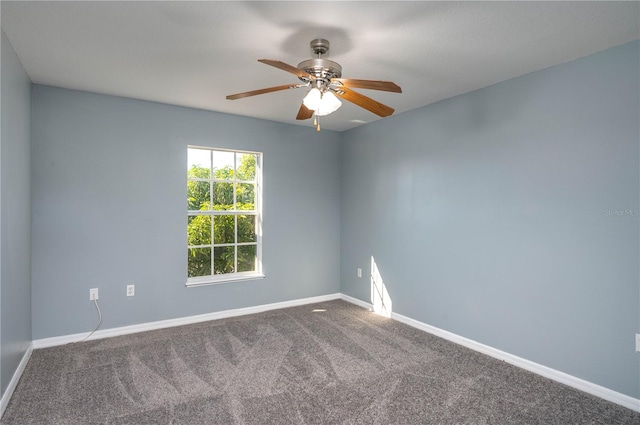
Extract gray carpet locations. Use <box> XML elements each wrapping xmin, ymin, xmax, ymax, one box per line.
<box><xmin>2</xmin><ymin>300</ymin><xmax>639</xmax><ymax>424</ymax></box>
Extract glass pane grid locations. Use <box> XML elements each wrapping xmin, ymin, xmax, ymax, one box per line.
<box><xmin>188</xmin><ymin>147</ymin><xmax>260</xmax><ymax>280</ymax></box>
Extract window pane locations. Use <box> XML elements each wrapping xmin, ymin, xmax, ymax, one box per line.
<box><xmin>237</xmin><ymin>245</ymin><xmax>256</xmax><ymax>272</ymax></box>
<box><xmin>212</xmin><ymin>150</ymin><xmax>235</xmax><ymax>180</ymax></box>
<box><xmin>214</xmin><ymin>215</ymin><xmax>235</xmax><ymax>244</ymax></box>
<box><xmin>188</xmin><ymin>148</ymin><xmax>211</xmax><ymax>179</ymax></box>
<box><xmin>237</xmin><ymin>215</ymin><xmax>256</xmax><ymax>243</ymax></box>
<box><xmin>212</xmin><ymin>182</ymin><xmax>234</xmax><ymax>210</ymax></box>
<box><xmin>188</xmin><ymin>181</ymin><xmax>210</xmax><ymax>211</ymax></box>
<box><xmin>187</xmin><ymin>215</ymin><xmax>211</xmax><ymax>246</ymax></box>
<box><xmin>236</xmin><ymin>153</ymin><xmax>257</xmax><ymax>181</ymax></box>
<box><xmin>214</xmin><ymin>246</ymin><xmax>235</xmax><ymax>274</ymax></box>
<box><xmin>187</xmin><ymin>147</ymin><xmax>262</xmax><ymax>282</ymax></box>
<box><xmin>236</xmin><ymin>183</ymin><xmax>255</xmax><ymax>210</ymax></box>
<box><xmin>188</xmin><ymin>247</ymin><xmax>211</xmax><ymax>278</ymax></box>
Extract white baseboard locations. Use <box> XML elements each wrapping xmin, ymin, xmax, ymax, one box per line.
<box><xmin>33</xmin><ymin>293</ymin><xmax>342</xmax><ymax>349</ymax></box>
<box><xmin>0</xmin><ymin>342</ymin><xmax>33</xmax><ymax>419</ymax></box>
<box><xmin>339</xmin><ymin>294</ymin><xmax>640</xmax><ymax>413</ymax></box>
<box><xmin>340</xmin><ymin>293</ymin><xmax>373</xmax><ymax>310</ymax></box>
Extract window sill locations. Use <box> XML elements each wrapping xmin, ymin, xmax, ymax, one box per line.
<box><xmin>186</xmin><ymin>273</ymin><xmax>265</xmax><ymax>287</ymax></box>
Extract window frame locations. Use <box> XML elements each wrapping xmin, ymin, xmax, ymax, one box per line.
<box><xmin>186</xmin><ymin>145</ymin><xmax>264</xmax><ymax>287</ymax></box>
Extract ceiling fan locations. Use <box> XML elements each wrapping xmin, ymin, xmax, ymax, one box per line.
<box><xmin>226</xmin><ymin>39</ymin><xmax>402</xmax><ymax>131</ymax></box>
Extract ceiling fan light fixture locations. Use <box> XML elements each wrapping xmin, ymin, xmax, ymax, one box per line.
<box><xmin>318</xmin><ymin>91</ymin><xmax>342</xmax><ymax>116</ymax></box>
<box><xmin>302</xmin><ymin>87</ymin><xmax>321</xmax><ymax>109</ymax></box>
<box><xmin>303</xmin><ymin>88</ymin><xmax>342</xmax><ymax>116</ymax></box>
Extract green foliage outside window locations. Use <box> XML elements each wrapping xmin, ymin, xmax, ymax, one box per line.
<box><xmin>187</xmin><ymin>152</ymin><xmax>258</xmax><ymax>278</ymax></box>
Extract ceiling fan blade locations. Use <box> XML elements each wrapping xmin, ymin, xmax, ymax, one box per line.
<box><xmin>332</xmin><ymin>78</ymin><xmax>402</xmax><ymax>93</ymax></box>
<box><xmin>333</xmin><ymin>86</ymin><xmax>395</xmax><ymax>117</ymax></box>
<box><xmin>258</xmin><ymin>59</ymin><xmax>315</xmax><ymax>80</ymax></box>
<box><xmin>296</xmin><ymin>103</ymin><xmax>314</xmax><ymax>120</ymax></box>
<box><xmin>226</xmin><ymin>84</ymin><xmax>302</xmax><ymax>100</ymax></box>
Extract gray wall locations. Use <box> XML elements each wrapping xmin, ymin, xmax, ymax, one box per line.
<box><xmin>341</xmin><ymin>41</ymin><xmax>640</xmax><ymax>398</ymax></box>
<box><xmin>1</xmin><ymin>31</ymin><xmax>32</xmax><ymax>395</ymax></box>
<box><xmin>31</xmin><ymin>85</ymin><xmax>341</xmax><ymax>339</ymax></box>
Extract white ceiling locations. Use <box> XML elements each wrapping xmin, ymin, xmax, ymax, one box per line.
<box><xmin>2</xmin><ymin>1</ymin><xmax>639</xmax><ymax>132</ymax></box>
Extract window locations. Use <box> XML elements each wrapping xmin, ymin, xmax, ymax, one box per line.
<box><xmin>187</xmin><ymin>146</ymin><xmax>262</xmax><ymax>285</ymax></box>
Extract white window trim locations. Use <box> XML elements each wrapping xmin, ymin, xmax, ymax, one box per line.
<box><xmin>186</xmin><ymin>272</ymin><xmax>265</xmax><ymax>287</ymax></box>
<box><xmin>186</xmin><ymin>146</ymin><xmax>263</xmax><ymax>286</ymax></box>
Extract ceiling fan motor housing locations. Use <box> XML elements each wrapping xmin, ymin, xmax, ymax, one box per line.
<box><xmin>297</xmin><ymin>39</ymin><xmax>342</xmax><ymax>86</ymax></box>
<box><xmin>297</xmin><ymin>58</ymin><xmax>342</xmax><ymax>79</ymax></box>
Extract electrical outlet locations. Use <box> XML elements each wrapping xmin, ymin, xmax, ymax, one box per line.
<box><xmin>126</xmin><ymin>284</ymin><xmax>135</xmax><ymax>297</ymax></box>
<box><xmin>357</xmin><ymin>268</ymin><xmax>362</xmax><ymax>278</ymax></box>
<box><xmin>636</xmin><ymin>334</ymin><xmax>640</xmax><ymax>352</ymax></box>
<box><xmin>89</xmin><ymin>288</ymin><xmax>99</xmax><ymax>300</ymax></box>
